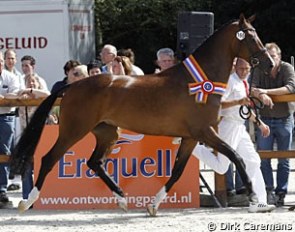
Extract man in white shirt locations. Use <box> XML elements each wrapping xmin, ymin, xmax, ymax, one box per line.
<box><xmin>0</xmin><ymin>51</ymin><xmax>20</xmax><ymax>206</ymax></box>
<box><xmin>4</xmin><ymin>49</ymin><xmax>24</xmax><ymax>192</ymax></box>
<box><xmin>192</xmin><ymin>58</ymin><xmax>275</xmax><ymax>213</ymax></box>
<box><xmin>4</xmin><ymin>49</ymin><xmax>24</xmax><ymax>88</ymax></box>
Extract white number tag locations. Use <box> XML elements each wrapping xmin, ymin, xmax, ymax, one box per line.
<box><xmin>236</xmin><ymin>31</ymin><xmax>245</xmax><ymax>40</ymax></box>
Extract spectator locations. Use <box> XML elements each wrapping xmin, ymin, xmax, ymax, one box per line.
<box><xmin>5</xmin><ymin>64</ymin><xmax>50</xmax><ymax>200</ymax></box>
<box><xmin>18</xmin><ymin>74</ymin><xmax>51</xmax><ymax>130</ymax></box>
<box><xmin>112</xmin><ymin>56</ymin><xmax>132</xmax><ymax>75</ymax></box>
<box><xmin>100</xmin><ymin>44</ymin><xmax>117</xmax><ymax>73</ymax></box>
<box><xmin>0</xmin><ymin>51</ymin><xmax>20</xmax><ymax>206</ymax></box>
<box><xmin>4</xmin><ymin>49</ymin><xmax>24</xmax><ymax>191</ymax></box>
<box><xmin>50</xmin><ymin>62</ymin><xmax>86</xmax><ymax>125</ymax></box>
<box><xmin>251</xmin><ymin>42</ymin><xmax>295</xmax><ymax>206</ymax></box>
<box><xmin>68</xmin><ymin>65</ymin><xmax>89</xmax><ymax>83</ymax></box>
<box><xmin>155</xmin><ymin>48</ymin><xmax>176</xmax><ymax>73</ymax></box>
<box><xmin>192</xmin><ymin>58</ymin><xmax>276</xmax><ymax>213</ymax></box>
<box><xmin>51</xmin><ymin>60</ymin><xmax>81</xmax><ymax>93</ymax></box>
<box><xmin>17</xmin><ymin>73</ymin><xmax>50</xmax><ymax>200</ymax></box>
<box><xmin>117</xmin><ymin>48</ymin><xmax>144</xmax><ymax>75</ymax></box>
<box><xmin>87</xmin><ymin>59</ymin><xmax>102</xmax><ymax>76</ymax></box>
<box><xmin>21</xmin><ymin>55</ymin><xmax>48</xmax><ymax>91</ymax></box>
<box><xmin>4</xmin><ymin>49</ymin><xmax>24</xmax><ymax>88</ymax></box>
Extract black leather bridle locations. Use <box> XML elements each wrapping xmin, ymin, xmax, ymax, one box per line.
<box><xmin>236</xmin><ymin>27</ymin><xmax>267</xmax><ymax>125</ymax></box>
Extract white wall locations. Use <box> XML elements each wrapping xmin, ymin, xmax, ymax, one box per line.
<box><xmin>0</xmin><ymin>0</ymin><xmax>95</xmax><ymax>90</ymax></box>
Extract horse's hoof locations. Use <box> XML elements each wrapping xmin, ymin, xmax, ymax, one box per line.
<box><xmin>18</xmin><ymin>200</ymin><xmax>30</xmax><ymax>213</ymax></box>
<box><xmin>113</xmin><ymin>192</ymin><xmax>128</xmax><ymax>212</ymax></box>
<box><xmin>118</xmin><ymin>200</ymin><xmax>128</xmax><ymax>212</ymax></box>
<box><xmin>147</xmin><ymin>204</ymin><xmax>157</xmax><ymax>217</ymax></box>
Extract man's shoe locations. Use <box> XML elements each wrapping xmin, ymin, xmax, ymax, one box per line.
<box><xmin>7</xmin><ymin>183</ymin><xmax>20</xmax><ymax>191</ymax></box>
<box><xmin>236</xmin><ymin>187</ymin><xmax>247</xmax><ymax>195</ymax></box>
<box><xmin>227</xmin><ymin>194</ymin><xmax>249</xmax><ymax>207</ymax></box>
<box><xmin>275</xmin><ymin>192</ymin><xmax>285</xmax><ymax>207</ymax></box>
<box><xmin>267</xmin><ymin>191</ymin><xmax>276</xmax><ymax>205</ymax></box>
<box><xmin>227</xmin><ymin>190</ymin><xmax>236</xmax><ymax>197</ymax></box>
<box><xmin>248</xmin><ymin>202</ymin><xmax>276</xmax><ymax>213</ymax></box>
<box><xmin>0</xmin><ymin>192</ymin><xmax>9</xmax><ymax>203</ymax></box>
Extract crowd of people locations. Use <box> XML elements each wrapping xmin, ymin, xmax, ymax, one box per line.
<box><xmin>0</xmin><ymin>42</ymin><xmax>295</xmax><ymax>213</ymax></box>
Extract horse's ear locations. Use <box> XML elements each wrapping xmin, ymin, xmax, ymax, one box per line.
<box><xmin>239</xmin><ymin>13</ymin><xmax>255</xmax><ymax>25</ymax></box>
<box><xmin>239</xmin><ymin>13</ymin><xmax>246</xmax><ymax>26</ymax></box>
<box><xmin>239</xmin><ymin>13</ymin><xmax>246</xmax><ymax>22</ymax></box>
<box><xmin>247</xmin><ymin>14</ymin><xmax>256</xmax><ymax>23</ymax></box>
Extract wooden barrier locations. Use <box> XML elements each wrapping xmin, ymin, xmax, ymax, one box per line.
<box><xmin>259</xmin><ymin>150</ymin><xmax>295</xmax><ymax>159</ymax></box>
<box><xmin>0</xmin><ymin>98</ymin><xmax>61</xmax><ymax>107</ymax></box>
<box><xmin>0</xmin><ymin>154</ymin><xmax>10</xmax><ymax>163</ymax></box>
<box><xmin>0</xmin><ymin>98</ymin><xmax>62</xmax><ymax>163</ymax></box>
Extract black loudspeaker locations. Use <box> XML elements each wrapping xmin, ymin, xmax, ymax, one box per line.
<box><xmin>177</xmin><ymin>11</ymin><xmax>214</xmax><ymax>60</ymax></box>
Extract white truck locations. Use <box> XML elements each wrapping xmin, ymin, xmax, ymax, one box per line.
<box><xmin>0</xmin><ymin>0</ymin><xmax>96</xmax><ymax>89</ymax></box>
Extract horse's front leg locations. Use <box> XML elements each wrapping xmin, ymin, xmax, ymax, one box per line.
<box><xmin>203</xmin><ymin>126</ymin><xmax>257</xmax><ymax>203</ymax></box>
<box><xmin>147</xmin><ymin>138</ymin><xmax>197</xmax><ymax>216</ymax></box>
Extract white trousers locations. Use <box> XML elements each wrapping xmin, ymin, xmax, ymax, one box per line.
<box><xmin>192</xmin><ymin>118</ymin><xmax>267</xmax><ymax>203</ymax></box>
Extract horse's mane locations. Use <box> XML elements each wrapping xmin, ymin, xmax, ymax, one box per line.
<box><xmin>217</xmin><ymin>19</ymin><xmax>237</xmax><ymax>31</ymax></box>
<box><xmin>195</xmin><ymin>18</ymin><xmax>238</xmax><ymax>51</ymax></box>
<box><xmin>172</xmin><ymin>19</ymin><xmax>234</xmax><ymax>68</ymax></box>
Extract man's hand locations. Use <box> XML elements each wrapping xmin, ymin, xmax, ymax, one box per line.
<box><xmin>238</xmin><ymin>97</ymin><xmax>251</xmax><ymax>106</ymax></box>
<box><xmin>259</xmin><ymin>93</ymin><xmax>274</xmax><ymax>109</ymax></box>
<box><xmin>258</xmin><ymin>122</ymin><xmax>270</xmax><ymax>137</ymax></box>
<box><xmin>252</xmin><ymin>88</ymin><xmax>274</xmax><ymax>109</ymax></box>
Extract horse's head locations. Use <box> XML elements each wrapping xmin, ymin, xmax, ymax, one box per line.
<box><xmin>234</xmin><ymin>14</ymin><xmax>274</xmax><ymax>74</ymax></box>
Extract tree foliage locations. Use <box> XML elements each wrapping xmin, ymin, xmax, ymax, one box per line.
<box><xmin>94</xmin><ymin>0</ymin><xmax>295</xmax><ymax>73</ymax></box>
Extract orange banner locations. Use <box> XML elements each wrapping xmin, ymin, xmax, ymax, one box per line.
<box><xmin>33</xmin><ymin>126</ymin><xmax>199</xmax><ymax>210</ymax></box>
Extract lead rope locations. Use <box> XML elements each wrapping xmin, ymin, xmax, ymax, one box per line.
<box><xmin>239</xmin><ymin>63</ymin><xmax>264</xmax><ymax>125</ymax></box>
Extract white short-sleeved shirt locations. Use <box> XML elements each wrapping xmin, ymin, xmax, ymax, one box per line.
<box><xmin>0</xmin><ymin>69</ymin><xmax>20</xmax><ymax>114</ymax></box>
<box><xmin>131</xmin><ymin>65</ymin><xmax>144</xmax><ymax>75</ymax></box>
<box><xmin>18</xmin><ymin>74</ymin><xmax>49</xmax><ymax>130</ymax></box>
<box><xmin>35</xmin><ymin>73</ymin><xmax>49</xmax><ymax>91</ymax></box>
<box><xmin>220</xmin><ymin>72</ymin><xmax>249</xmax><ymax>122</ymax></box>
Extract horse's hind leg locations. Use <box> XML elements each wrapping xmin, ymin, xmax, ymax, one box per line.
<box><xmin>87</xmin><ymin>123</ymin><xmax>127</xmax><ymax>211</ymax></box>
<box><xmin>202</xmin><ymin>127</ymin><xmax>256</xmax><ymax>201</ymax></box>
<box><xmin>147</xmin><ymin>138</ymin><xmax>197</xmax><ymax>216</ymax></box>
<box><xmin>18</xmin><ymin>137</ymin><xmax>78</xmax><ymax>212</ymax></box>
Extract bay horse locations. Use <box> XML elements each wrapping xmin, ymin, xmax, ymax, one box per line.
<box><xmin>10</xmin><ymin>14</ymin><xmax>274</xmax><ymax>216</ymax></box>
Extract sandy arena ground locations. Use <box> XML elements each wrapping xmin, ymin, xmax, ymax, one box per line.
<box><xmin>1</xmin><ymin>157</ymin><xmax>295</xmax><ymax>232</ymax></box>
<box><xmin>1</xmin><ymin>171</ymin><xmax>295</xmax><ymax>232</ymax></box>
<box><xmin>1</xmin><ymin>200</ymin><xmax>295</xmax><ymax>232</ymax></box>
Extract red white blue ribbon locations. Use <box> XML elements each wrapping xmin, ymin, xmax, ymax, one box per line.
<box><xmin>183</xmin><ymin>55</ymin><xmax>227</xmax><ymax>104</ymax></box>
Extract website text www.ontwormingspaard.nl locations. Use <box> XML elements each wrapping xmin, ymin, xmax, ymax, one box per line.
<box><xmin>39</xmin><ymin>192</ymin><xmax>192</xmax><ymax>208</ymax></box>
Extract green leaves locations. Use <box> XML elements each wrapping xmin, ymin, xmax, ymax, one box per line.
<box><xmin>94</xmin><ymin>0</ymin><xmax>295</xmax><ymax>73</ymax></box>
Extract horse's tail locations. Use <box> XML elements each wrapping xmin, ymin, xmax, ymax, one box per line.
<box><xmin>10</xmin><ymin>84</ymin><xmax>70</xmax><ymax>176</ymax></box>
